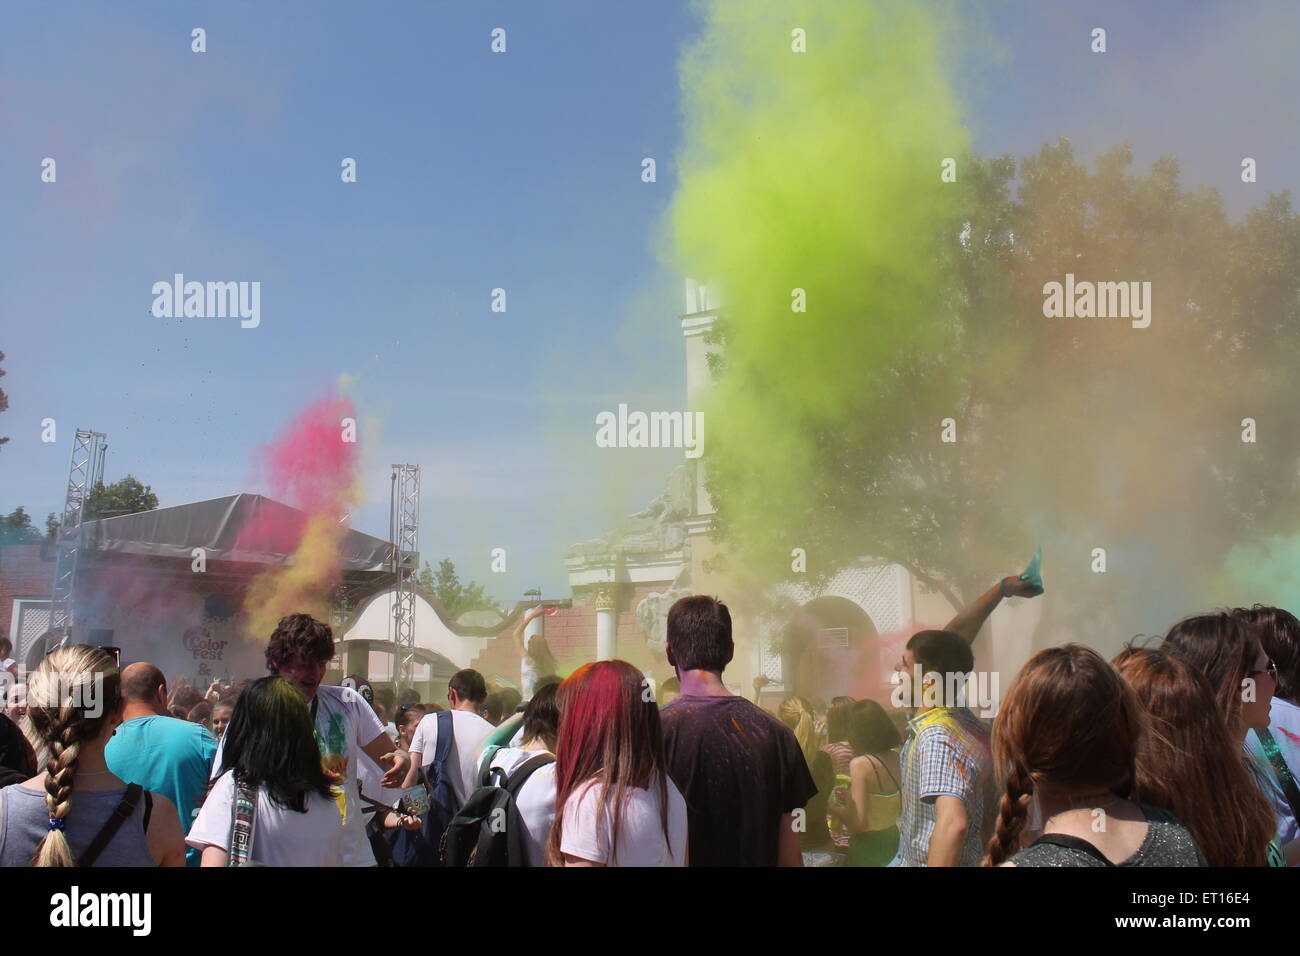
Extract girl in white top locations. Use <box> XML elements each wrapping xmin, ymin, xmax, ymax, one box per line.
<box><xmin>189</xmin><ymin>676</ymin><xmax>346</xmax><ymax>866</ymax></box>
<box><xmin>485</xmin><ymin>681</ymin><xmax>562</xmax><ymax>867</ymax></box>
<box><xmin>547</xmin><ymin>660</ymin><xmax>687</xmax><ymax>867</ymax></box>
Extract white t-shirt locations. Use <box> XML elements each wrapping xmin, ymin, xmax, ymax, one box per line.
<box><xmin>187</xmin><ymin>770</ymin><xmax>346</xmax><ymax>866</ymax></box>
<box><xmin>212</xmin><ymin>684</ymin><xmax>387</xmax><ymax>867</ymax></box>
<box><xmin>559</xmin><ymin>775</ymin><xmax>688</xmax><ymax>867</ymax></box>
<box><xmin>488</xmin><ymin>746</ymin><xmax>557</xmax><ymax>868</ymax></box>
<box><xmin>409</xmin><ymin>709</ymin><xmax>496</xmax><ymax>808</ymax></box>
<box><xmin>359</xmin><ymin>725</ymin><xmax>400</xmax><ymax>806</ymax></box>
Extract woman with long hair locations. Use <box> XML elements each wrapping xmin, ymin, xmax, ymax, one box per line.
<box><xmin>1113</xmin><ymin>646</ymin><xmax>1279</xmax><ymax>866</ymax></box>
<box><xmin>778</xmin><ymin>695</ymin><xmax>835</xmax><ymax>865</ymax></box>
<box><xmin>546</xmin><ymin>660</ymin><xmax>687</xmax><ymax>866</ymax></box>
<box><xmin>830</xmin><ymin>699</ymin><xmax>902</xmax><ymax>867</ymax></box>
<box><xmin>484</xmin><ymin>680</ymin><xmax>563</xmax><ymax>867</ymax></box>
<box><xmin>188</xmin><ymin>676</ymin><xmax>348</xmax><ymax>866</ymax></box>
<box><xmin>1159</xmin><ymin>610</ymin><xmax>1299</xmax><ymax>862</ymax></box>
<box><xmin>0</xmin><ymin>645</ymin><xmax>185</xmax><ymax>867</ymax></box>
<box><xmin>985</xmin><ymin>644</ymin><xmax>1204</xmax><ymax>867</ymax></box>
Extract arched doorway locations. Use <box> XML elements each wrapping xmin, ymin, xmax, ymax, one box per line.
<box><xmin>783</xmin><ymin>596</ymin><xmax>879</xmax><ymax>704</ymax></box>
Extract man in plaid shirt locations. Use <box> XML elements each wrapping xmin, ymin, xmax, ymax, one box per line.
<box><xmin>893</xmin><ymin>575</ymin><xmax>1041</xmax><ymax>866</ymax></box>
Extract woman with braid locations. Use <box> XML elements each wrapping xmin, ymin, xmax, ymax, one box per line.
<box><xmin>984</xmin><ymin>644</ymin><xmax>1204</xmax><ymax>867</ymax></box>
<box><xmin>0</xmin><ymin>645</ymin><xmax>185</xmax><ymax>866</ymax></box>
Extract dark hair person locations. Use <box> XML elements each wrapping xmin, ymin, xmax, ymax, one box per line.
<box><xmin>0</xmin><ymin>646</ymin><xmax>185</xmax><ymax>867</ymax></box>
<box><xmin>986</xmin><ymin>644</ymin><xmax>1204</xmax><ymax>867</ymax></box>
<box><xmin>830</xmin><ymin>699</ymin><xmax>902</xmax><ymax>867</ymax></box>
<box><xmin>1113</xmin><ymin>647</ymin><xmax>1280</xmax><ymax>866</ymax></box>
<box><xmin>547</xmin><ymin>660</ymin><xmax>687</xmax><ymax>866</ymax></box>
<box><xmin>661</xmin><ymin>595</ymin><xmax>816</xmax><ymax>867</ymax></box>
<box><xmin>1161</xmin><ymin>611</ymin><xmax>1297</xmax><ymax>850</ymax></box>
<box><xmin>188</xmin><ymin>676</ymin><xmax>345</xmax><ymax>866</ymax></box>
<box><xmin>1232</xmin><ymin>605</ymin><xmax>1300</xmax><ymax>849</ymax></box>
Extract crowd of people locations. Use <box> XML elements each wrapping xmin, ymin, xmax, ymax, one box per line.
<box><xmin>2</xmin><ymin>574</ymin><xmax>1300</xmax><ymax>868</ymax></box>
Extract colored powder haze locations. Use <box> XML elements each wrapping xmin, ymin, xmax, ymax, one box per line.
<box><xmin>668</xmin><ymin>0</ymin><xmax>1300</xmax><ymax>660</ymax></box>
<box><xmin>239</xmin><ymin>394</ymin><xmax>361</xmax><ymax>641</ymax></box>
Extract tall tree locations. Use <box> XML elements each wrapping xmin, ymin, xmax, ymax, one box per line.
<box><xmin>702</xmin><ymin>140</ymin><xmax>1300</xmax><ymax>637</ymax></box>
<box><xmin>83</xmin><ymin>475</ymin><xmax>159</xmax><ymax>522</ymax></box>
<box><xmin>0</xmin><ymin>507</ymin><xmax>43</xmax><ymax>547</ymax></box>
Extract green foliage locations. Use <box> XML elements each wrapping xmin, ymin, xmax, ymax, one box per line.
<box><xmin>0</xmin><ymin>507</ymin><xmax>42</xmax><ymax>547</ymax></box>
<box><xmin>83</xmin><ymin>475</ymin><xmax>159</xmax><ymax>522</ymax></box>
<box><xmin>416</xmin><ymin>558</ymin><xmax>497</xmax><ymax>618</ymax></box>
<box><xmin>670</xmin><ymin>0</ymin><xmax>1300</xmax><ymax>630</ymax></box>
<box><xmin>0</xmin><ymin>350</ymin><xmax>10</xmax><ymax>452</ymax></box>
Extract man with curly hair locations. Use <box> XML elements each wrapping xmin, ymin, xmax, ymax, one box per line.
<box><xmin>212</xmin><ymin>613</ymin><xmax>410</xmax><ymax>866</ymax></box>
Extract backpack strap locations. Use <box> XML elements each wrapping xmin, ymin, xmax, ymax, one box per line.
<box><xmin>79</xmin><ymin>783</ymin><xmax>143</xmax><ymax>868</ymax></box>
<box><xmin>504</xmin><ymin>754</ymin><xmax>555</xmax><ymax>798</ymax></box>
<box><xmin>479</xmin><ymin>744</ymin><xmax>504</xmax><ymax>787</ymax></box>
<box><xmin>1029</xmin><ymin>832</ymin><xmax>1114</xmax><ymax>867</ymax></box>
<box><xmin>143</xmin><ymin>790</ymin><xmax>153</xmax><ymax>832</ymax></box>
<box><xmin>433</xmin><ymin>710</ymin><xmax>454</xmax><ymax>766</ymax></box>
<box><xmin>1255</xmin><ymin>728</ymin><xmax>1300</xmax><ymax>822</ymax></box>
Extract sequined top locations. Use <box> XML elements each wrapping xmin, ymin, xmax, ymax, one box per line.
<box><xmin>1011</xmin><ymin>803</ymin><xmax>1207</xmax><ymax>867</ymax></box>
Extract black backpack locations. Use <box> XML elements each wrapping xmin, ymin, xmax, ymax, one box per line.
<box><xmin>440</xmin><ymin>753</ymin><xmax>555</xmax><ymax>867</ymax></box>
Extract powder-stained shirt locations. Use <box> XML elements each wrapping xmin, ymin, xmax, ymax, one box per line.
<box><xmin>897</xmin><ymin>706</ymin><xmax>992</xmax><ymax>867</ymax></box>
<box><xmin>661</xmin><ymin>694</ymin><xmax>817</xmax><ymax>867</ymax></box>
<box><xmin>212</xmin><ymin>684</ymin><xmax>386</xmax><ymax>867</ymax></box>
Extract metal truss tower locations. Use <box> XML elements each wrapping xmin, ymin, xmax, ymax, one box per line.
<box><xmin>46</xmin><ymin>429</ymin><xmax>108</xmax><ymax>645</ymax></box>
<box><xmin>388</xmin><ymin>464</ymin><xmax>420</xmax><ymax>689</ymax></box>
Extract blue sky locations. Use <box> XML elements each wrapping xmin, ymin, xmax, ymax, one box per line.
<box><xmin>2</xmin><ymin>0</ymin><xmax>1297</xmax><ymax>600</ymax></box>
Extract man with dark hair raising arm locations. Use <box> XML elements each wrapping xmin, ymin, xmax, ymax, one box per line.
<box><xmin>895</xmin><ymin>573</ymin><xmax>1041</xmax><ymax>866</ymax></box>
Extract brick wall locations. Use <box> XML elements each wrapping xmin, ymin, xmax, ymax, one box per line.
<box><xmin>469</xmin><ymin>585</ymin><xmax>673</xmax><ymax>687</ymax></box>
<box><xmin>0</xmin><ymin>544</ymin><xmax>54</xmax><ymax>645</ymax></box>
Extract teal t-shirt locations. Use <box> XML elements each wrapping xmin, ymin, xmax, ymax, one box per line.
<box><xmin>105</xmin><ymin>715</ymin><xmax>218</xmax><ymax>867</ymax></box>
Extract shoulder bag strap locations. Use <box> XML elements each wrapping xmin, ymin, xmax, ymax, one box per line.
<box><xmin>1255</xmin><ymin>728</ymin><xmax>1300</xmax><ymax>821</ymax></box>
<box><xmin>79</xmin><ymin>783</ymin><xmax>143</xmax><ymax>868</ymax></box>
<box><xmin>227</xmin><ymin>781</ymin><xmax>258</xmax><ymax>866</ymax></box>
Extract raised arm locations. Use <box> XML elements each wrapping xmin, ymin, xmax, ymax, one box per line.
<box><xmin>513</xmin><ymin>606</ymin><xmax>552</xmax><ymax>655</ymax></box>
<box><xmin>945</xmin><ymin>576</ymin><xmax>1041</xmax><ymax>645</ymax></box>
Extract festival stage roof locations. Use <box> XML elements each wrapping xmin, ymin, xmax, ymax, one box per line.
<box><xmin>78</xmin><ymin>493</ymin><xmax>393</xmax><ymax>571</ymax></box>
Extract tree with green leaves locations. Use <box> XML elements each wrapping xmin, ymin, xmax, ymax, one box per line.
<box><xmin>699</xmin><ymin>139</ymin><xmax>1300</xmax><ymax>638</ymax></box>
<box><xmin>416</xmin><ymin>558</ymin><xmax>497</xmax><ymax>618</ymax></box>
<box><xmin>0</xmin><ymin>350</ymin><xmax>10</xmax><ymax>452</ymax></box>
<box><xmin>0</xmin><ymin>507</ymin><xmax>43</xmax><ymax>547</ymax></box>
<box><xmin>83</xmin><ymin>476</ymin><xmax>159</xmax><ymax>522</ymax></box>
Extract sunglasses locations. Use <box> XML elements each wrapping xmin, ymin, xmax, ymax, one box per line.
<box><xmin>1250</xmin><ymin>659</ymin><xmax>1278</xmax><ymax>683</ymax></box>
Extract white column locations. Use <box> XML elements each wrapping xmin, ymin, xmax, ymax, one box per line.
<box><xmin>594</xmin><ymin>584</ymin><xmax>616</xmax><ymax>661</ymax></box>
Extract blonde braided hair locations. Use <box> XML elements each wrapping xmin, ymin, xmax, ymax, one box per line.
<box><xmin>23</xmin><ymin>646</ymin><xmax>120</xmax><ymax>867</ymax></box>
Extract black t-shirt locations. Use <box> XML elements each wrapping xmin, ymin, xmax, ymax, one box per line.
<box><xmin>661</xmin><ymin>694</ymin><xmax>819</xmax><ymax>866</ymax></box>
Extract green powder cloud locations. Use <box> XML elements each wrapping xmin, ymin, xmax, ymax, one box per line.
<box><xmin>670</xmin><ymin>0</ymin><xmax>969</xmax><ymax>576</ymax></box>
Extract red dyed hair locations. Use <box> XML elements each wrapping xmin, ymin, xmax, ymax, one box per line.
<box><xmin>546</xmin><ymin>660</ymin><xmax>672</xmax><ymax>865</ymax></box>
